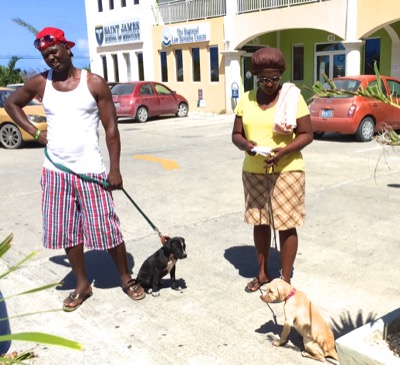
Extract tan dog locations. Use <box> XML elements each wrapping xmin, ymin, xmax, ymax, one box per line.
<box><xmin>260</xmin><ymin>278</ymin><xmax>338</xmax><ymax>362</ymax></box>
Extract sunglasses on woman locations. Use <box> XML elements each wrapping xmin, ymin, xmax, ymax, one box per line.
<box><xmin>33</xmin><ymin>35</ymin><xmax>56</xmax><ymax>50</ymax></box>
<box><xmin>258</xmin><ymin>76</ymin><xmax>281</xmax><ymax>84</ymax></box>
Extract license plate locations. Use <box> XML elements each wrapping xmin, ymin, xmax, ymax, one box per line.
<box><xmin>321</xmin><ymin>109</ymin><xmax>333</xmax><ymax>118</ymax></box>
<box><xmin>114</xmin><ymin>102</ymin><xmax>120</xmax><ymax>108</ymax></box>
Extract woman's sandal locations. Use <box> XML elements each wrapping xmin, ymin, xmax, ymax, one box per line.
<box><xmin>245</xmin><ymin>277</ymin><xmax>269</xmax><ymax>293</ymax></box>
<box><xmin>123</xmin><ymin>279</ymin><xmax>146</xmax><ymax>300</ymax></box>
<box><xmin>63</xmin><ymin>291</ymin><xmax>93</xmax><ymax>312</ymax></box>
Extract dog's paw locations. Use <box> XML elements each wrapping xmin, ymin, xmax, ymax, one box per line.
<box><xmin>151</xmin><ymin>291</ymin><xmax>160</xmax><ymax>297</ymax></box>
<box><xmin>272</xmin><ymin>339</ymin><xmax>285</xmax><ymax>347</ymax></box>
<box><xmin>171</xmin><ymin>285</ymin><xmax>183</xmax><ymax>291</ymax></box>
<box><xmin>145</xmin><ymin>288</ymin><xmax>153</xmax><ymax>294</ymax></box>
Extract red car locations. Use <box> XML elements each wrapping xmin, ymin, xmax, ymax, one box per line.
<box><xmin>309</xmin><ymin>75</ymin><xmax>400</xmax><ymax>142</ymax></box>
<box><xmin>111</xmin><ymin>81</ymin><xmax>189</xmax><ymax>123</ymax></box>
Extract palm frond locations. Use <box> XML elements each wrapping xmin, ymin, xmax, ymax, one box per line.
<box><xmin>11</xmin><ymin>18</ymin><xmax>39</xmax><ymax>35</ymax></box>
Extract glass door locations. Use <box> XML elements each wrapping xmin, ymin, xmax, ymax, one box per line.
<box><xmin>315</xmin><ymin>43</ymin><xmax>346</xmax><ymax>82</ymax></box>
<box><xmin>243</xmin><ymin>55</ymin><xmax>256</xmax><ymax>92</ymax></box>
<box><xmin>316</xmin><ymin>55</ymin><xmax>330</xmax><ymax>83</ymax></box>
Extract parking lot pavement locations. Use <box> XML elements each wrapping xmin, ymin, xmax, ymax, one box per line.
<box><xmin>1</xmin><ymin>113</ymin><xmax>400</xmax><ymax>364</ymax></box>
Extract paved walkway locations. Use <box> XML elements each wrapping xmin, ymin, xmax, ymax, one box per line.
<box><xmin>1</xmin><ymin>114</ymin><xmax>400</xmax><ymax>364</ymax></box>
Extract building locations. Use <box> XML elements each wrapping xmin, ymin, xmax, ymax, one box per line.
<box><xmin>84</xmin><ymin>0</ymin><xmax>400</xmax><ymax>115</ymax></box>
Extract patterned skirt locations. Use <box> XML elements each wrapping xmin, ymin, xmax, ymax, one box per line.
<box><xmin>242</xmin><ymin>171</ymin><xmax>305</xmax><ymax>230</ymax></box>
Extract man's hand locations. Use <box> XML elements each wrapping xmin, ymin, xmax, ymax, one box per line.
<box><xmin>106</xmin><ymin>170</ymin><xmax>123</xmax><ymax>190</ymax></box>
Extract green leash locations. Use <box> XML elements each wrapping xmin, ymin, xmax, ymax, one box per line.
<box><xmin>44</xmin><ymin>148</ymin><xmax>165</xmax><ymax>240</ymax></box>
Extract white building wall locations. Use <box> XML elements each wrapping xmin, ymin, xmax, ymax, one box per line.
<box><xmin>84</xmin><ymin>0</ymin><xmax>155</xmax><ymax>81</ymax></box>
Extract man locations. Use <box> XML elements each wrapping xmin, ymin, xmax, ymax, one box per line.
<box><xmin>5</xmin><ymin>27</ymin><xmax>145</xmax><ymax>311</ymax></box>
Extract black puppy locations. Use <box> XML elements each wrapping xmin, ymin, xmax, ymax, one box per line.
<box><xmin>135</xmin><ymin>237</ymin><xmax>187</xmax><ymax>297</ymax></box>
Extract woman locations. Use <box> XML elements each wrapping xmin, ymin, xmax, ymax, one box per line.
<box><xmin>232</xmin><ymin>47</ymin><xmax>313</xmax><ymax>292</ymax></box>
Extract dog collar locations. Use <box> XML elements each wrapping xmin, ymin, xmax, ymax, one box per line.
<box><xmin>284</xmin><ymin>288</ymin><xmax>296</xmax><ymax>301</ymax></box>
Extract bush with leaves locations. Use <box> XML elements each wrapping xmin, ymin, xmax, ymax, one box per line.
<box><xmin>0</xmin><ymin>234</ymin><xmax>82</xmax><ymax>363</ymax></box>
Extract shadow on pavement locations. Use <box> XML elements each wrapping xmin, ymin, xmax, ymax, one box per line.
<box><xmin>330</xmin><ymin>309</ymin><xmax>379</xmax><ymax>339</ymax></box>
<box><xmin>49</xmin><ymin>251</ymin><xmax>136</xmax><ymax>290</ymax></box>
<box><xmin>224</xmin><ymin>245</ymin><xmax>284</xmax><ymax>280</ymax></box>
<box><xmin>256</xmin><ymin>320</ymin><xmax>304</xmax><ymax>351</ymax></box>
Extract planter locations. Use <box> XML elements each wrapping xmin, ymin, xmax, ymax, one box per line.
<box><xmin>336</xmin><ymin>307</ymin><xmax>400</xmax><ymax>365</ymax></box>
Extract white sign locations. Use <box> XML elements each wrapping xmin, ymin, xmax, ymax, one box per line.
<box><xmin>162</xmin><ymin>24</ymin><xmax>210</xmax><ymax>47</ymax></box>
<box><xmin>95</xmin><ymin>19</ymin><xmax>141</xmax><ymax>47</ymax></box>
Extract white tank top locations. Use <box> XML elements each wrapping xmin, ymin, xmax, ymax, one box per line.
<box><xmin>42</xmin><ymin>69</ymin><xmax>105</xmax><ymax>173</ymax></box>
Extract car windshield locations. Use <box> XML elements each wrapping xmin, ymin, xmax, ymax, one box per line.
<box><xmin>0</xmin><ymin>90</ymin><xmax>42</xmax><ymax>107</ymax></box>
<box><xmin>112</xmin><ymin>84</ymin><xmax>136</xmax><ymax>96</ymax></box>
<box><xmin>319</xmin><ymin>79</ymin><xmax>362</xmax><ymax>98</ymax></box>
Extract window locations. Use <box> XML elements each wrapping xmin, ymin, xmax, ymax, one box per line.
<box><xmin>192</xmin><ymin>47</ymin><xmax>200</xmax><ymax>82</ymax></box>
<box><xmin>124</xmin><ymin>53</ymin><xmax>131</xmax><ymax>81</ymax></box>
<box><xmin>292</xmin><ymin>45</ymin><xmax>304</xmax><ymax>81</ymax></box>
<box><xmin>134</xmin><ymin>0</ymin><xmax>139</xmax><ymax>4</ymax></box>
<box><xmin>175</xmin><ymin>49</ymin><xmax>183</xmax><ymax>82</ymax></box>
<box><xmin>209</xmin><ymin>46</ymin><xmax>219</xmax><ymax>82</ymax></box>
<box><xmin>109</xmin><ymin>0</ymin><xmax>114</xmax><ymax>10</ymax></box>
<box><xmin>137</xmin><ymin>52</ymin><xmax>144</xmax><ymax>80</ymax></box>
<box><xmin>387</xmin><ymin>79</ymin><xmax>400</xmax><ymax>98</ymax></box>
<box><xmin>364</xmin><ymin>38</ymin><xmax>381</xmax><ymax>75</ymax></box>
<box><xmin>121</xmin><ymin>0</ymin><xmax>126</xmax><ymax>6</ymax></box>
<box><xmin>160</xmin><ymin>51</ymin><xmax>168</xmax><ymax>82</ymax></box>
<box><xmin>98</xmin><ymin>0</ymin><xmax>103</xmax><ymax>12</ymax></box>
<box><xmin>112</xmin><ymin>54</ymin><xmax>119</xmax><ymax>82</ymax></box>
<box><xmin>155</xmin><ymin>83</ymin><xmax>172</xmax><ymax>95</ymax></box>
<box><xmin>139</xmin><ymin>84</ymin><xmax>154</xmax><ymax>95</ymax></box>
<box><xmin>102</xmin><ymin>56</ymin><xmax>108</xmax><ymax>81</ymax></box>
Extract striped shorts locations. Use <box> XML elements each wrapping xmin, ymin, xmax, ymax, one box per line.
<box><xmin>242</xmin><ymin>171</ymin><xmax>306</xmax><ymax>230</ymax></box>
<box><xmin>40</xmin><ymin>168</ymin><xmax>124</xmax><ymax>250</ymax></box>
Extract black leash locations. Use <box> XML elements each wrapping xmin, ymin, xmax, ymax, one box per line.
<box><xmin>265</xmin><ymin>163</ymin><xmax>280</xmax><ymax>264</ymax></box>
<box><xmin>44</xmin><ymin>148</ymin><xmax>165</xmax><ymax>240</ymax></box>
<box><xmin>263</xmin><ymin>158</ymin><xmax>280</xmax><ymax>325</ymax></box>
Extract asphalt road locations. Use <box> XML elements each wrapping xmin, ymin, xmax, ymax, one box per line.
<box><xmin>1</xmin><ymin>113</ymin><xmax>400</xmax><ymax>364</ymax></box>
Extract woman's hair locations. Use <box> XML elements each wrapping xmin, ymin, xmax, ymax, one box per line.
<box><xmin>251</xmin><ymin>47</ymin><xmax>286</xmax><ymax>75</ymax></box>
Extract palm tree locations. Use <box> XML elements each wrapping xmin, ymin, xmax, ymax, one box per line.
<box><xmin>0</xmin><ymin>19</ymin><xmax>38</xmax><ymax>86</ymax></box>
<box><xmin>0</xmin><ymin>57</ymin><xmax>23</xmax><ymax>86</ymax></box>
<box><xmin>11</xmin><ymin>18</ymin><xmax>38</xmax><ymax>35</ymax></box>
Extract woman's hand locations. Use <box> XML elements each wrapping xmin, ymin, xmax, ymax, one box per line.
<box><xmin>232</xmin><ymin>115</ymin><xmax>258</xmax><ymax>155</ymax></box>
<box><xmin>265</xmin><ymin>148</ymin><xmax>283</xmax><ymax>168</ymax></box>
<box><xmin>245</xmin><ymin>140</ymin><xmax>258</xmax><ymax>156</ymax></box>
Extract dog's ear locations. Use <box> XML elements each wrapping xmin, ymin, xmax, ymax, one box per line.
<box><xmin>164</xmin><ymin>238</ymin><xmax>171</xmax><ymax>252</ymax></box>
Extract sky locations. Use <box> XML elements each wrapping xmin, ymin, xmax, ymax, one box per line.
<box><xmin>0</xmin><ymin>1</ymin><xmax>90</xmax><ymax>73</ymax></box>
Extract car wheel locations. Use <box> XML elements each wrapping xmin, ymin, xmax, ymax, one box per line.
<box><xmin>313</xmin><ymin>132</ymin><xmax>325</xmax><ymax>139</ymax></box>
<box><xmin>176</xmin><ymin>102</ymin><xmax>188</xmax><ymax>117</ymax></box>
<box><xmin>135</xmin><ymin>106</ymin><xmax>148</xmax><ymax>123</ymax></box>
<box><xmin>0</xmin><ymin>124</ymin><xmax>24</xmax><ymax>149</ymax></box>
<box><xmin>355</xmin><ymin>117</ymin><xmax>375</xmax><ymax>142</ymax></box>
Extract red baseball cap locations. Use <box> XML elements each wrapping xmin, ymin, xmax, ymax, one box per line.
<box><xmin>34</xmin><ymin>27</ymin><xmax>75</xmax><ymax>51</ymax></box>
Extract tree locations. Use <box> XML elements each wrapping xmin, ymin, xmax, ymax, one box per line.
<box><xmin>11</xmin><ymin>18</ymin><xmax>38</xmax><ymax>36</ymax></box>
<box><xmin>0</xmin><ymin>57</ymin><xmax>23</xmax><ymax>86</ymax></box>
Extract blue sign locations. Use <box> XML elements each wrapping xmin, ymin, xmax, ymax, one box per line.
<box><xmin>231</xmin><ymin>82</ymin><xmax>239</xmax><ymax>99</ymax></box>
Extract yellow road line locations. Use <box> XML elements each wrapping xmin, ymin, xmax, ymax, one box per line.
<box><xmin>133</xmin><ymin>155</ymin><xmax>180</xmax><ymax>170</ymax></box>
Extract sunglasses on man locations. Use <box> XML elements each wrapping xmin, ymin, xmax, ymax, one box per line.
<box><xmin>33</xmin><ymin>35</ymin><xmax>58</xmax><ymax>50</ymax></box>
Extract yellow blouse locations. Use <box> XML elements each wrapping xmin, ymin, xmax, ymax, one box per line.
<box><xmin>234</xmin><ymin>88</ymin><xmax>310</xmax><ymax>174</ymax></box>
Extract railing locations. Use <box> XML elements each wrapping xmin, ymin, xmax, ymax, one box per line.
<box><xmin>237</xmin><ymin>0</ymin><xmax>331</xmax><ymax>13</ymax></box>
<box><xmin>152</xmin><ymin>0</ymin><xmax>331</xmax><ymax>24</ymax></box>
<box><xmin>153</xmin><ymin>0</ymin><xmax>226</xmax><ymax>24</ymax></box>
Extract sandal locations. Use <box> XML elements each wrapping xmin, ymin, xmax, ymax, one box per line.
<box><xmin>123</xmin><ymin>279</ymin><xmax>146</xmax><ymax>301</ymax></box>
<box><xmin>63</xmin><ymin>291</ymin><xmax>93</xmax><ymax>312</ymax></box>
<box><xmin>245</xmin><ymin>277</ymin><xmax>269</xmax><ymax>293</ymax></box>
